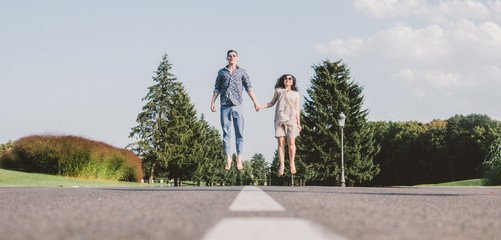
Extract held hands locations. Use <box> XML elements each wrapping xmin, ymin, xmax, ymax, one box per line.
<box><xmin>254</xmin><ymin>102</ymin><xmax>260</xmax><ymax>112</ymax></box>
<box><xmin>256</xmin><ymin>103</ymin><xmax>267</xmax><ymax>112</ymax></box>
<box><xmin>212</xmin><ymin>101</ymin><xmax>263</xmax><ymax>112</ymax></box>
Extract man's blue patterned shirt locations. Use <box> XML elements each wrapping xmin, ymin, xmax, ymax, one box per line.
<box><xmin>214</xmin><ymin>65</ymin><xmax>253</xmax><ymax>106</ymax></box>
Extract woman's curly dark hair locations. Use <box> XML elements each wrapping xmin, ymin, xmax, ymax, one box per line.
<box><xmin>274</xmin><ymin>74</ymin><xmax>298</xmax><ymax>91</ymax></box>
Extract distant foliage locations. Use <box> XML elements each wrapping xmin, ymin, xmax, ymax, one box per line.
<box><xmin>0</xmin><ymin>135</ymin><xmax>143</xmax><ymax>182</ymax></box>
<box><xmin>370</xmin><ymin>114</ymin><xmax>501</xmax><ymax>186</ymax></box>
<box><xmin>250</xmin><ymin>153</ymin><xmax>268</xmax><ymax>181</ymax></box>
<box><xmin>189</xmin><ymin>115</ymin><xmax>226</xmax><ymax>186</ymax></box>
<box><xmin>482</xmin><ymin>137</ymin><xmax>501</xmax><ymax>186</ymax></box>
<box><xmin>0</xmin><ymin>141</ymin><xmax>13</xmax><ymax>156</ymax></box>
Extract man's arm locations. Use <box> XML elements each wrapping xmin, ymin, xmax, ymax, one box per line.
<box><xmin>211</xmin><ymin>92</ymin><xmax>219</xmax><ymax>112</ymax></box>
<box><xmin>212</xmin><ymin>70</ymin><xmax>223</xmax><ymax>112</ymax></box>
<box><xmin>247</xmin><ymin>90</ymin><xmax>260</xmax><ymax>111</ymax></box>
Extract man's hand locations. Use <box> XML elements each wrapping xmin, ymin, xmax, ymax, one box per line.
<box><xmin>254</xmin><ymin>103</ymin><xmax>260</xmax><ymax>112</ymax></box>
<box><xmin>211</xmin><ymin>102</ymin><xmax>216</xmax><ymax>112</ymax></box>
<box><xmin>211</xmin><ymin>92</ymin><xmax>219</xmax><ymax>112</ymax></box>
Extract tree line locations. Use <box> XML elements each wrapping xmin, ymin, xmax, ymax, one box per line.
<box><xmin>129</xmin><ymin>55</ymin><xmax>501</xmax><ymax>186</ymax></box>
<box><xmin>369</xmin><ymin>115</ymin><xmax>501</xmax><ymax>186</ymax></box>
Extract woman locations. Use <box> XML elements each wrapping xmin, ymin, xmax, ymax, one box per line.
<box><xmin>258</xmin><ymin>74</ymin><xmax>301</xmax><ymax>175</ymax></box>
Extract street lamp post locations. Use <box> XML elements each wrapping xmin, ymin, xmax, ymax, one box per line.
<box><xmin>337</xmin><ymin>112</ymin><xmax>346</xmax><ymax>187</ymax></box>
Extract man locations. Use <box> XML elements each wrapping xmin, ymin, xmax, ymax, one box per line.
<box><xmin>211</xmin><ymin>50</ymin><xmax>259</xmax><ymax>170</ymax></box>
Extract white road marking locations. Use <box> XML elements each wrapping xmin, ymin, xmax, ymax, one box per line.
<box><xmin>202</xmin><ymin>217</ymin><xmax>348</xmax><ymax>240</ymax></box>
<box><xmin>229</xmin><ymin>186</ymin><xmax>285</xmax><ymax>212</ymax></box>
<box><xmin>202</xmin><ymin>186</ymin><xmax>350</xmax><ymax>240</ymax></box>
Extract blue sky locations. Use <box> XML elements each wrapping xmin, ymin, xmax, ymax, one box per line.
<box><xmin>1</xmin><ymin>0</ymin><xmax>500</xmax><ymax>163</ymax></box>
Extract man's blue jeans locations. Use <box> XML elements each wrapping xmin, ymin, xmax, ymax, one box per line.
<box><xmin>220</xmin><ymin>105</ymin><xmax>244</xmax><ymax>156</ymax></box>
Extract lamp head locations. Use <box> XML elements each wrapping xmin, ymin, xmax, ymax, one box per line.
<box><xmin>337</xmin><ymin>112</ymin><xmax>346</xmax><ymax>127</ymax></box>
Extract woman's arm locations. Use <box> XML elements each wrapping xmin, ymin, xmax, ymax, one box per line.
<box><xmin>257</xmin><ymin>89</ymin><xmax>280</xmax><ymax>111</ymax></box>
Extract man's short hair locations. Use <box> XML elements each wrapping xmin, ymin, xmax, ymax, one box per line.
<box><xmin>227</xmin><ymin>50</ymin><xmax>238</xmax><ymax>57</ymax></box>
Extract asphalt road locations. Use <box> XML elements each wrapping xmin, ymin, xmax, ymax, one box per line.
<box><xmin>0</xmin><ymin>186</ymin><xmax>500</xmax><ymax>240</ymax></box>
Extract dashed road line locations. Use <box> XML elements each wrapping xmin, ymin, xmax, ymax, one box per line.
<box><xmin>202</xmin><ymin>217</ymin><xmax>347</xmax><ymax>240</ymax></box>
<box><xmin>202</xmin><ymin>186</ymin><xmax>349</xmax><ymax>240</ymax></box>
<box><xmin>229</xmin><ymin>186</ymin><xmax>285</xmax><ymax>212</ymax></box>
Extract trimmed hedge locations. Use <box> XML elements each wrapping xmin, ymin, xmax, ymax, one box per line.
<box><xmin>0</xmin><ymin>135</ymin><xmax>143</xmax><ymax>182</ymax></box>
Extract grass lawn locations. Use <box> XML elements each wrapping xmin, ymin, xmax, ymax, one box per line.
<box><xmin>0</xmin><ymin>168</ymin><xmax>181</xmax><ymax>188</ymax></box>
<box><xmin>2</xmin><ymin>168</ymin><xmax>493</xmax><ymax>188</ymax></box>
<box><xmin>417</xmin><ymin>179</ymin><xmax>485</xmax><ymax>187</ymax></box>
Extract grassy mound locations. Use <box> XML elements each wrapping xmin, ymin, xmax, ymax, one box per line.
<box><xmin>0</xmin><ymin>135</ymin><xmax>143</xmax><ymax>182</ymax></box>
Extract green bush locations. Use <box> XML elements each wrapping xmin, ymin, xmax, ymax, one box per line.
<box><xmin>482</xmin><ymin>137</ymin><xmax>501</xmax><ymax>186</ymax></box>
<box><xmin>0</xmin><ymin>135</ymin><xmax>143</xmax><ymax>182</ymax></box>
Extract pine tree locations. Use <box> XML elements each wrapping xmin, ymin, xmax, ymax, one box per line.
<box><xmin>297</xmin><ymin>60</ymin><xmax>380</xmax><ymax>186</ymax></box>
<box><xmin>191</xmin><ymin>114</ymin><xmax>225</xmax><ymax>186</ymax></box>
<box><xmin>129</xmin><ymin>54</ymin><xmax>185</xmax><ymax>183</ymax></box>
<box><xmin>164</xmin><ymin>85</ymin><xmax>200</xmax><ymax>186</ymax></box>
<box><xmin>250</xmin><ymin>153</ymin><xmax>267</xmax><ymax>181</ymax></box>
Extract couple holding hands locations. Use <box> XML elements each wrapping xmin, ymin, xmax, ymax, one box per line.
<box><xmin>210</xmin><ymin>50</ymin><xmax>301</xmax><ymax>176</ymax></box>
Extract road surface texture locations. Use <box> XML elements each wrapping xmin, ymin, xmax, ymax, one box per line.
<box><xmin>0</xmin><ymin>186</ymin><xmax>500</xmax><ymax>240</ymax></box>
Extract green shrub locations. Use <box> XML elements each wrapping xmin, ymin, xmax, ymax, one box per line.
<box><xmin>482</xmin><ymin>137</ymin><xmax>501</xmax><ymax>186</ymax></box>
<box><xmin>0</xmin><ymin>135</ymin><xmax>143</xmax><ymax>182</ymax></box>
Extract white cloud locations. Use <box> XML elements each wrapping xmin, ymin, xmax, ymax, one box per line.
<box><xmin>318</xmin><ymin>0</ymin><xmax>501</xmax><ymax>121</ymax></box>
<box><xmin>316</xmin><ymin>18</ymin><xmax>501</xmax><ymax>88</ymax></box>
<box><xmin>435</xmin><ymin>0</ymin><xmax>491</xmax><ymax>20</ymax></box>
<box><xmin>490</xmin><ymin>0</ymin><xmax>501</xmax><ymax>19</ymax></box>
<box><xmin>374</xmin><ymin>23</ymin><xmax>447</xmax><ymax>61</ymax></box>
<box><xmin>488</xmin><ymin>65</ymin><xmax>501</xmax><ymax>76</ymax></box>
<box><xmin>480</xmin><ymin>21</ymin><xmax>501</xmax><ymax>42</ymax></box>
<box><xmin>391</xmin><ymin>69</ymin><xmax>474</xmax><ymax>90</ymax></box>
<box><xmin>315</xmin><ymin>38</ymin><xmax>365</xmax><ymax>57</ymax></box>
<box><xmin>354</xmin><ymin>0</ymin><xmax>493</xmax><ymax>21</ymax></box>
<box><xmin>413</xmin><ymin>89</ymin><xmax>427</xmax><ymax>98</ymax></box>
<box><xmin>354</xmin><ymin>0</ymin><xmax>427</xmax><ymax>18</ymax></box>
<box><xmin>316</xmin><ymin>22</ymin><xmax>448</xmax><ymax>65</ymax></box>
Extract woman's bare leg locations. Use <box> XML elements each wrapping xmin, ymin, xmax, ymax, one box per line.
<box><xmin>288</xmin><ymin>137</ymin><xmax>296</xmax><ymax>174</ymax></box>
<box><xmin>277</xmin><ymin>137</ymin><xmax>285</xmax><ymax>175</ymax></box>
<box><xmin>225</xmin><ymin>155</ymin><xmax>232</xmax><ymax>170</ymax></box>
<box><xmin>236</xmin><ymin>155</ymin><xmax>243</xmax><ymax>170</ymax></box>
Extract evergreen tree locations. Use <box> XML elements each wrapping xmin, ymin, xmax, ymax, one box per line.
<box><xmin>164</xmin><ymin>86</ymin><xmax>201</xmax><ymax>186</ymax></box>
<box><xmin>191</xmin><ymin>115</ymin><xmax>225</xmax><ymax>186</ymax></box>
<box><xmin>297</xmin><ymin>60</ymin><xmax>380</xmax><ymax>186</ymax></box>
<box><xmin>129</xmin><ymin>54</ymin><xmax>189</xmax><ymax>183</ymax></box>
<box><xmin>250</xmin><ymin>153</ymin><xmax>267</xmax><ymax>181</ymax></box>
<box><xmin>241</xmin><ymin>160</ymin><xmax>254</xmax><ymax>185</ymax></box>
